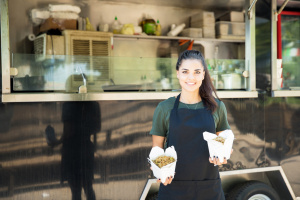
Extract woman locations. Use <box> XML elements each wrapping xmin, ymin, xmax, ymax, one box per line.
<box><xmin>150</xmin><ymin>50</ymin><xmax>231</xmax><ymax>199</ymax></box>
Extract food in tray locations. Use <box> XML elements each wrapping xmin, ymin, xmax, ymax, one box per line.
<box><xmin>152</xmin><ymin>155</ymin><xmax>175</xmax><ymax>168</ymax></box>
<box><xmin>213</xmin><ymin>136</ymin><xmax>226</xmax><ymax>144</ymax></box>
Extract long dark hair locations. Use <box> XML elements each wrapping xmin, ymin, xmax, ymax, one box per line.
<box><xmin>176</xmin><ymin>50</ymin><xmax>219</xmax><ymax>113</ymax></box>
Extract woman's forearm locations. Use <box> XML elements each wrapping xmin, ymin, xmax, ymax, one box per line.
<box><xmin>152</xmin><ymin>135</ymin><xmax>165</xmax><ymax>148</ymax></box>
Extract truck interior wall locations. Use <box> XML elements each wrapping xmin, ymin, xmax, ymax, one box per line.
<box><xmin>8</xmin><ymin>0</ymin><xmax>242</xmax><ymax>55</ymax></box>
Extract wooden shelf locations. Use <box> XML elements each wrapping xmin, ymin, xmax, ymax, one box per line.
<box><xmin>113</xmin><ymin>34</ymin><xmax>245</xmax><ymax>43</ymax></box>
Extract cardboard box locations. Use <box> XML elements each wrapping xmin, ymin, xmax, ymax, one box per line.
<box><xmin>216</xmin><ymin>21</ymin><xmax>245</xmax><ymax>36</ymax></box>
<box><xmin>40</xmin><ymin>18</ymin><xmax>77</xmax><ymax>33</ymax></box>
<box><xmin>191</xmin><ymin>11</ymin><xmax>215</xmax><ymax>27</ymax></box>
<box><xmin>191</xmin><ymin>19</ymin><xmax>215</xmax><ymax>28</ymax></box>
<box><xmin>218</xmin><ymin>11</ymin><xmax>244</xmax><ymax>22</ymax></box>
<box><xmin>203</xmin><ymin>27</ymin><xmax>215</xmax><ymax>38</ymax></box>
<box><xmin>232</xmin><ymin>22</ymin><xmax>245</xmax><ymax>35</ymax></box>
<box><xmin>218</xmin><ymin>23</ymin><xmax>229</xmax><ymax>36</ymax></box>
<box><xmin>191</xmin><ymin>10</ymin><xmax>215</xmax><ymax>21</ymax></box>
<box><xmin>180</xmin><ymin>28</ymin><xmax>203</xmax><ymax>38</ymax></box>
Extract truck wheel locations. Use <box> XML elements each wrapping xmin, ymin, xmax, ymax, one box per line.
<box><xmin>226</xmin><ymin>181</ymin><xmax>280</xmax><ymax>200</ymax></box>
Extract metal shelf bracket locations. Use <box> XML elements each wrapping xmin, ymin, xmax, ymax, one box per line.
<box><xmin>276</xmin><ymin>0</ymin><xmax>290</xmax><ymax>21</ymax></box>
<box><xmin>248</xmin><ymin>0</ymin><xmax>258</xmax><ymax>19</ymax></box>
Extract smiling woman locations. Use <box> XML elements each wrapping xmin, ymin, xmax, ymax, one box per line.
<box><xmin>177</xmin><ymin>59</ymin><xmax>205</xmax><ymax>95</ymax></box>
<box><xmin>150</xmin><ymin>50</ymin><xmax>232</xmax><ymax>200</ymax></box>
<box><xmin>175</xmin><ymin>50</ymin><xmax>219</xmax><ymax>112</ymax></box>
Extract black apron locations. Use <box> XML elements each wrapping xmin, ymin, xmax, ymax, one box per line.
<box><xmin>158</xmin><ymin>94</ymin><xmax>225</xmax><ymax>200</ymax></box>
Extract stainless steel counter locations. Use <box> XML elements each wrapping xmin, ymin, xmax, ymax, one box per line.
<box><xmin>1</xmin><ymin>91</ymin><xmax>258</xmax><ymax>102</ymax></box>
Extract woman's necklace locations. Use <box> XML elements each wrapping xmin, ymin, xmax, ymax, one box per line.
<box><xmin>181</xmin><ymin>96</ymin><xmax>200</xmax><ymax>110</ymax></box>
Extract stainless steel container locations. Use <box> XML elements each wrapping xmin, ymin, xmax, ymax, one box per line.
<box><xmin>221</xmin><ymin>73</ymin><xmax>242</xmax><ymax>89</ymax></box>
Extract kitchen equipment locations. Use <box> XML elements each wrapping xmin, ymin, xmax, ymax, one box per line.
<box><xmin>13</xmin><ymin>76</ymin><xmax>46</xmax><ymax>91</ymax></box>
<box><xmin>221</xmin><ymin>73</ymin><xmax>242</xmax><ymax>89</ymax></box>
<box><xmin>102</xmin><ymin>84</ymin><xmax>143</xmax><ymax>92</ymax></box>
<box><xmin>34</xmin><ymin>33</ymin><xmax>65</xmax><ymax>61</ymax></box>
<box><xmin>63</xmin><ymin>30</ymin><xmax>113</xmax><ymax>92</ymax></box>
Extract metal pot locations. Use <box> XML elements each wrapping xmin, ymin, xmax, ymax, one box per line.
<box><xmin>221</xmin><ymin>73</ymin><xmax>242</xmax><ymax>89</ymax></box>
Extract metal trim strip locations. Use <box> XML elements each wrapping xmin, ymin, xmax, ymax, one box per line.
<box><xmin>1</xmin><ymin>91</ymin><xmax>258</xmax><ymax>102</ymax></box>
<box><xmin>272</xmin><ymin>90</ymin><xmax>300</xmax><ymax>97</ymax></box>
<box><xmin>0</xmin><ymin>0</ymin><xmax>11</xmax><ymax>94</ymax></box>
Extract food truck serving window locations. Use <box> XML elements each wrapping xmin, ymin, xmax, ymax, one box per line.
<box><xmin>1</xmin><ymin>0</ymin><xmax>258</xmax><ymax>102</ymax></box>
<box><xmin>277</xmin><ymin>11</ymin><xmax>300</xmax><ymax>91</ymax></box>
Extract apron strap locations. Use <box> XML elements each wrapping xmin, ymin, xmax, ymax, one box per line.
<box><xmin>173</xmin><ymin>94</ymin><xmax>181</xmax><ymax>109</ymax></box>
<box><xmin>167</xmin><ymin>94</ymin><xmax>181</xmax><ymax>147</ymax></box>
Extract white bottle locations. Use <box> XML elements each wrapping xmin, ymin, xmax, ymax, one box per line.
<box><xmin>112</xmin><ymin>16</ymin><xmax>121</xmax><ymax>34</ymax></box>
<box><xmin>167</xmin><ymin>23</ymin><xmax>186</xmax><ymax>36</ymax></box>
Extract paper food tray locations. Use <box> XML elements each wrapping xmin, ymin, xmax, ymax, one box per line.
<box><xmin>148</xmin><ymin>146</ymin><xmax>177</xmax><ymax>183</ymax></box>
<box><xmin>203</xmin><ymin>130</ymin><xmax>234</xmax><ymax>163</ymax></box>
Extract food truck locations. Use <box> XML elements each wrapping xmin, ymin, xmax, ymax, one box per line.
<box><xmin>0</xmin><ymin>0</ymin><xmax>299</xmax><ymax>199</ymax></box>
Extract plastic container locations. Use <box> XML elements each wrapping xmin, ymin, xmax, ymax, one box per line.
<box><xmin>112</xmin><ymin>16</ymin><xmax>122</xmax><ymax>34</ymax></box>
<box><xmin>180</xmin><ymin>28</ymin><xmax>202</xmax><ymax>38</ymax></box>
<box><xmin>215</xmin><ymin>21</ymin><xmax>245</xmax><ymax>38</ymax></box>
<box><xmin>167</xmin><ymin>23</ymin><xmax>185</xmax><ymax>36</ymax></box>
<box><xmin>98</xmin><ymin>24</ymin><xmax>109</xmax><ymax>32</ymax></box>
<box><xmin>218</xmin><ymin>11</ymin><xmax>244</xmax><ymax>22</ymax></box>
<box><xmin>155</xmin><ymin>20</ymin><xmax>161</xmax><ymax>36</ymax></box>
<box><xmin>141</xmin><ymin>17</ymin><xmax>156</xmax><ymax>35</ymax></box>
<box><xmin>134</xmin><ymin>26</ymin><xmax>142</xmax><ymax>34</ymax></box>
<box><xmin>121</xmin><ymin>24</ymin><xmax>134</xmax><ymax>35</ymax></box>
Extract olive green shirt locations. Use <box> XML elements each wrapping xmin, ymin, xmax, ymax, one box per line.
<box><xmin>150</xmin><ymin>97</ymin><xmax>230</xmax><ymax>138</ymax></box>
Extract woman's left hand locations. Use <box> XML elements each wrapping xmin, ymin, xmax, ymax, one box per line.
<box><xmin>209</xmin><ymin>156</ymin><xmax>227</xmax><ymax>165</ymax></box>
<box><xmin>209</xmin><ymin>149</ymin><xmax>233</xmax><ymax>166</ymax></box>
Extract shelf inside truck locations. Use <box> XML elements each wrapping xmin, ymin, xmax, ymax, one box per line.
<box><xmin>113</xmin><ymin>34</ymin><xmax>245</xmax><ymax>43</ymax></box>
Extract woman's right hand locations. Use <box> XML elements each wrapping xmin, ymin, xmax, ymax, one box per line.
<box><xmin>151</xmin><ymin>136</ymin><xmax>174</xmax><ymax>185</ymax></box>
<box><xmin>157</xmin><ymin>176</ymin><xmax>173</xmax><ymax>186</ymax></box>
<box><xmin>150</xmin><ymin>166</ymin><xmax>173</xmax><ymax>186</ymax></box>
